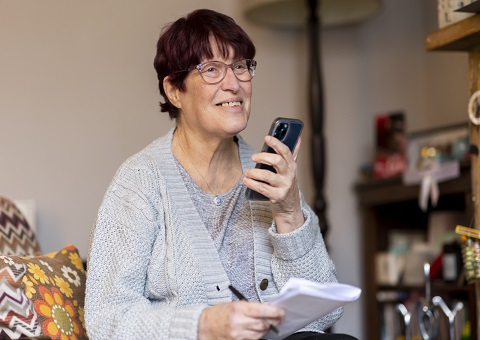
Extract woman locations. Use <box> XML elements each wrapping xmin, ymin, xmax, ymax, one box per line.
<box><xmin>85</xmin><ymin>9</ymin><xmax>349</xmax><ymax>340</ymax></box>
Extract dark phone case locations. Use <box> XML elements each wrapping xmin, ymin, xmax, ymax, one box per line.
<box><xmin>245</xmin><ymin>117</ymin><xmax>304</xmax><ymax>201</ymax></box>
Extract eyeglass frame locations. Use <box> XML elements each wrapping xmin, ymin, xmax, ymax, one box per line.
<box><xmin>173</xmin><ymin>59</ymin><xmax>257</xmax><ymax>84</ymax></box>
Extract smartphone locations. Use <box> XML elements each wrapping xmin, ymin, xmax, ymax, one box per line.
<box><xmin>245</xmin><ymin>117</ymin><xmax>304</xmax><ymax>201</ymax></box>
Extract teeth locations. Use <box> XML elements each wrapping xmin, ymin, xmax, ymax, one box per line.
<box><xmin>220</xmin><ymin>101</ymin><xmax>241</xmax><ymax>107</ymax></box>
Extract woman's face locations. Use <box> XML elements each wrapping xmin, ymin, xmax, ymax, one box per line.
<box><xmin>175</xmin><ymin>40</ymin><xmax>252</xmax><ymax>139</ymax></box>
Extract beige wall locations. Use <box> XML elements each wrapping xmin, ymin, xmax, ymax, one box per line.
<box><xmin>0</xmin><ymin>0</ymin><xmax>468</xmax><ymax>338</ymax></box>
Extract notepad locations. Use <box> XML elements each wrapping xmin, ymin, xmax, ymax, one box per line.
<box><xmin>263</xmin><ymin>278</ymin><xmax>362</xmax><ymax>340</ymax></box>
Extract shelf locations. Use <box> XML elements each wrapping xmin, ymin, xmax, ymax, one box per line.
<box><xmin>354</xmin><ymin>163</ymin><xmax>471</xmax><ymax>207</ymax></box>
<box><xmin>377</xmin><ymin>282</ymin><xmax>469</xmax><ymax>293</ymax></box>
<box><xmin>375</xmin><ymin>282</ymin><xmax>472</xmax><ymax>304</ymax></box>
<box><xmin>426</xmin><ymin>14</ymin><xmax>480</xmax><ymax>51</ymax></box>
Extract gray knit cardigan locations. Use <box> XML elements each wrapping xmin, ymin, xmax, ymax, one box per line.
<box><xmin>85</xmin><ymin>129</ymin><xmax>342</xmax><ymax>339</ymax></box>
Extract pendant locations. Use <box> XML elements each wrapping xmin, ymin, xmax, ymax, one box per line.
<box><xmin>213</xmin><ymin>196</ymin><xmax>223</xmax><ymax>206</ymax></box>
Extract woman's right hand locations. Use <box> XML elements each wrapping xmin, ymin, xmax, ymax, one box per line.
<box><xmin>198</xmin><ymin>301</ymin><xmax>285</xmax><ymax>340</ymax></box>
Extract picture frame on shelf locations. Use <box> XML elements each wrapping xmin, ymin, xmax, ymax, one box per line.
<box><xmin>403</xmin><ymin>122</ymin><xmax>469</xmax><ymax>186</ymax></box>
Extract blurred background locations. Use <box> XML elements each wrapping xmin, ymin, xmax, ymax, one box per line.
<box><xmin>0</xmin><ymin>0</ymin><xmax>469</xmax><ymax>338</ymax></box>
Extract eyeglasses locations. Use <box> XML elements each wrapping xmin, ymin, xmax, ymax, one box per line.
<box><xmin>175</xmin><ymin>59</ymin><xmax>257</xmax><ymax>84</ymax></box>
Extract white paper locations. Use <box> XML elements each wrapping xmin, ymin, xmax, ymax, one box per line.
<box><xmin>263</xmin><ymin>278</ymin><xmax>362</xmax><ymax>340</ymax></box>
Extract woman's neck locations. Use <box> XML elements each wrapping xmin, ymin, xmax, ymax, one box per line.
<box><xmin>172</xmin><ymin>126</ymin><xmax>242</xmax><ymax>196</ymax></box>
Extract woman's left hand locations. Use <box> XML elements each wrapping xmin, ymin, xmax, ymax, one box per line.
<box><xmin>243</xmin><ymin>135</ymin><xmax>304</xmax><ymax>233</ymax></box>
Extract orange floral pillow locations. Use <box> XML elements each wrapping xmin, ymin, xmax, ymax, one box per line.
<box><xmin>0</xmin><ymin>244</ymin><xmax>88</xmax><ymax>340</ymax></box>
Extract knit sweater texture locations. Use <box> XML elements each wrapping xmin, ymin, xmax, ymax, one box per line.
<box><xmin>85</xmin><ymin>129</ymin><xmax>342</xmax><ymax>339</ymax></box>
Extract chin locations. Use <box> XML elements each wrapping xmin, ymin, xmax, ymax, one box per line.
<box><xmin>226</xmin><ymin>125</ymin><xmax>246</xmax><ymax>137</ymax></box>
<box><xmin>220</xmin><ymin>124</ymin><xmax>245</xmax><ymax>139</ymax></box>
<box><xmin>230</xmin><ymin>116</ymin><xmax>249</xmax><ymax>133</ymax></box>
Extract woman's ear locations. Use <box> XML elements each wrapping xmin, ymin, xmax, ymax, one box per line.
<box><xmin>163</xmin><ymin>76</ymin><xmax>181</xmax><ymax>109</ymax></box>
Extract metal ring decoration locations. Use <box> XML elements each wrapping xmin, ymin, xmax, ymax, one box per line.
<box><xmin>468</xmin><ymin>90</ymin><xmax>480</xmax><ymax>125</ymax></box>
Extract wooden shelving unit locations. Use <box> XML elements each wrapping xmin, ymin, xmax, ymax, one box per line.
<box><xmin>426</xmin><ymin>15</ymin><xmax>480</xmax><ymax>339</ymax></box>
<box><xmin>355</xmin><ymin>165</ymin><xmax>476</xmax><ymax>339</ymax></box>
<box><xmin>355</xmin><ymin>14</ymin><xmax>480</xmax><ymax>340</ymax></box>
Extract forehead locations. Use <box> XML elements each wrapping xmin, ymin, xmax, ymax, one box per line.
<box><xmin>202</xmin><ymin>37</ymin><xmax>236</xmax><ymax>63</ymax></box>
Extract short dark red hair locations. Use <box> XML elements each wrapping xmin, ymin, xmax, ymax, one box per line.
<box><xmin>153</xmin><ymin>9</ymin><xmax>256</xmax><ymax>120</ymax></box>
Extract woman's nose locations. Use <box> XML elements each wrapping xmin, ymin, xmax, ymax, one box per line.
<box><xmin>221</xmin><ymin>67</ymin><xmax>241</xmax><ymax>91</ymax></box>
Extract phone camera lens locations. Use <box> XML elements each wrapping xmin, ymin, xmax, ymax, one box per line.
<box><xmin>275</xmin><ymin>123</ymin><xmax>288</xmax><ymax>140</ymax></box>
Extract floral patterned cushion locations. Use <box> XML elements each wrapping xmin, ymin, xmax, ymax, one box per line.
<box><xmin>0</xmin><ymin>263</ymin><xmax>41</xmax><ymax>339</ymax></box>
<box><xmin>0</xmin><ymin>244</ymin><xmax>88</xmax><ymax>340</ymax></box>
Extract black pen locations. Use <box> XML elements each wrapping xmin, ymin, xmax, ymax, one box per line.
<box><xmin>228</xmin><ymin>285</ymin><xmax>279</xmax><ymax>334</ymax></box>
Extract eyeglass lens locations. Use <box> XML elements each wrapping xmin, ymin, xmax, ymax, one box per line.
<box><xmin>198</xmin><ymin>59</ymin><xmax>256</xmax><ymax>84</ymax></box>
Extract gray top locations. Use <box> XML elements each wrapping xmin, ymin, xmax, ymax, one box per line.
<box><xmin>176</xmin><ymin>157</ymin><xmax>257</xmax><ymax>301</ymax></box>
<box><xmin>85</xmin><ymin>128</ymin><xmax>342</xmax><ymax>339</ymax></box>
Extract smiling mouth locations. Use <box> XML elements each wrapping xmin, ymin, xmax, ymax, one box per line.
<box><xmin>217</xmin><ymin>101</ymin><xmax>242</xmax><ymax>107</ymax></box>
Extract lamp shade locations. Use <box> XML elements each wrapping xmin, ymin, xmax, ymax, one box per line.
<box><xmin>244</xmin><ymin>0</ymin><xmax>382</xmax><ymax>29</ymax></box>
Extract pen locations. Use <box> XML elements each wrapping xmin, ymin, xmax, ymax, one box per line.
<box><xmin>228</xmin><ymin>285</ymin><xmax>279</xmax><ymax>334</ymax></box>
